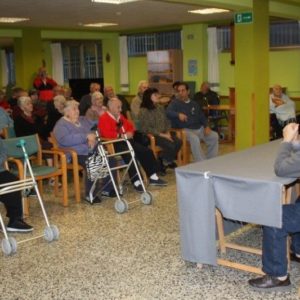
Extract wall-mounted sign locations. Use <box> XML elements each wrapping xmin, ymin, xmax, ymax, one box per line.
<box><xmin>188</xmin><ymin>59</ymin><xmax>198</xmax><ymax>76</ymax></box>
<box><xmin>235</xmin><ymin>12</ymin><xmax>253</xmax><ymax>24</ymax></box>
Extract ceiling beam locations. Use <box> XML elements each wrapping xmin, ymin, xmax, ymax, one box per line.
<box><xmin>163</xmin><ymin>0</ymin><xmax>300</xmax><ymax>20</ymax></box>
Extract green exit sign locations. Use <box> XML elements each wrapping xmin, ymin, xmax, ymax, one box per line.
<box><xmin>235</xmin><ymin>12</ymin><xmax>253</xmax><ymax>24</ymax></box>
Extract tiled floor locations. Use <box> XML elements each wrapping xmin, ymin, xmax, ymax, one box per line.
<box><xmin>1</xmin><ymin>144</ymin><xmax>300</xmax><ymax>300</ymax></box>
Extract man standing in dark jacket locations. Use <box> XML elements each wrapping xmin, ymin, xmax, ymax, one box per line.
<box><xmin>166</xmin><ymin>82</ymin><xmax>218</xmax><ymax>162</ymax></box>
<box><xmin>249</xmin><ymin>123</ymin><xmax>300</xmax><ymax>291</ymax></box>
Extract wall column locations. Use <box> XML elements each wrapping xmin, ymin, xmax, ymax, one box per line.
<box><xmin>235</xmin><ymin>0</ymin><xmax>269</xmax><ymax>150</ymax></box>
<box><xmin>14</xmin><ymin>29</ymin><xmax>43</xmax><ymax>90</ymax></box>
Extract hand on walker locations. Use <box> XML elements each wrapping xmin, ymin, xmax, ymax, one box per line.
<box><xmin>283</xmin><ymin>123</ymin><xmax>299</xmax><ymax>143</ymax></box>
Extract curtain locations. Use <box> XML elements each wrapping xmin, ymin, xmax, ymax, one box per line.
<box><xmin>1</xmin><ymin>50</ymin><xmax>8</xmax><ymax>87</ymax></box>
<box><xmin>119</xmin><ymin>36</ymin><xmax>129</xmax><ymax>92</ymax></box>
<box><xmin>50</xmin><ymin>43</ymin><xmax>64</xmax><ymax>86</ymax></box>
<box><xmin>207</xmin><ymin>27</ymin><xmax>219</xmax><ymax>92</ymax></box>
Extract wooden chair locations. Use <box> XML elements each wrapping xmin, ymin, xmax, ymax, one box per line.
<box><xmin>147</xmin><ymin>130</ymin><xmax>183</xmax><ymax>166</ymax></box>
<box><xmin>170</xmin><ymin>128</ymin><xmax>189</xmax><ymax>165</ymax></box>
<box><xmin>49</xmin><ymin>132</ymin><xmax>82</xmax><ymax>203</ymax></box>
<box><xmin>3</xmin><ymin>134</ymin><xmax>68</xmax><ymax>214</ymax></box>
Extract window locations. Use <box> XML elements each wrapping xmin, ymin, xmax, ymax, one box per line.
<box><xmin>127</xmin><ymin>30</ymin><xmax>181</xmax><ymax>56</ymax></box>
<box><xmin>270</xmin><ymin>21</ymin><xmax>300</xmax><ymax>47</ymax></box>
<box><xmin>217</xmin><ymin>21</ymin><xmax>300</xmax><ymax>51</ymax></box>
<box><xmin>62</xmin><ymin>41</ymin><xmax>103</xmax><ymax>82</ymax></box>
<box><xmin>3</xmin><ymin>48</ymin><xmax>15</xmax><ymax>85</ymax></box>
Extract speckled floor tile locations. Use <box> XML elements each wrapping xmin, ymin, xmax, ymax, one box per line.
<box><xmin>1</xmin><ymin>149</ymin><xmax>300</xmax><ymax>299</ymax></box>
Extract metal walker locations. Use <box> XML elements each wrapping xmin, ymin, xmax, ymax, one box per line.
<box><xmin>87</xmin><ymin>128</ymin><xmax>153</xmax><ymax>213</ymax></box>
<box><xmin>0</xmin><ymin>139</ymin><xmax>59</xmax><ymax>256</ymax></box>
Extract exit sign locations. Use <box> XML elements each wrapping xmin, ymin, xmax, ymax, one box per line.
<box><xmin>235</xmin><ymin>12</ymin><xmax>253</xmax><ymax>24</ymax></box>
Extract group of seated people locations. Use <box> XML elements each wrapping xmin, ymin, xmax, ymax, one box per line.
<box><xmin>2</xmin><ymin>72</ymin><xmax>300</xmax><ymax>294</ymax></box>
<box><xmin>0</xmin><ymin>73</ymin><xmax>221</xmax><ymax>232</ymax></box>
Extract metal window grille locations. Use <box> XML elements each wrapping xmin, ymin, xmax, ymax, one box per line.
<box><xmin>62</xmin><ymin>41</ymin><xmax>103</xmax><ymax>82</ymax></box>
<box><xmin>127</xmin><ymin>30</ymin><xmax>181</xmax><ymax>56</ymax></box>
<box><xmin>217</xmin><ymin>21</ymin><xmax>300</xmax><ymax>51</ymax></box>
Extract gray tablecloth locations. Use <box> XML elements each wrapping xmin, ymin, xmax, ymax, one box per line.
<box><xmin>176</xmin><ymin>140</ymin><xmax>296</xmax><ymax>265</ymax></box>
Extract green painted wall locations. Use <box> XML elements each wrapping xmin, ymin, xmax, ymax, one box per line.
<box><xmin>128</xmin><ymin>56</ymin><xmax>147</xmax><ymax>95</ymax></box>
<box><xmin>269</xmin><ymin>49</ymin><xmax>300</xmax><ymax>97</ymax></box>
<box><xmin>234</xmin><ymin>0</ymin><xmax>269</xmax><ymax>149</ymax></box>
<box><xmin>182</xmin><ymin>23</ymin><xmax>208</xmax><ymax>92</ymax></box>
<box><xmin>14</xmin><ymin>29</ymin><xmax>43</xmax><ymax>90</ymax></box>
<box><xmin>219</xmin><ymin>49</ymin><xmax>300</xmax><ymax>97</ymax></box>
<box><xmin>102</xmin><ymin>34</ymin><xmax>120</xmax><ymax>91</ymax></box>
<box><xmin>219</xmin><ymin>52</ymin><xmax>234</xmax><ymax>95</ymax></box>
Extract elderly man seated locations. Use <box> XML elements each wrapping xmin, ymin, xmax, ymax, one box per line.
<box><xmin>98</xmin><ymin>98</ymin><xmax>167</xmax><ymax>192</ymax></box>
<box><xmin>270</xmin><ymin>84</ymin><xmax>296</xmax><ymax>139</ymax></box>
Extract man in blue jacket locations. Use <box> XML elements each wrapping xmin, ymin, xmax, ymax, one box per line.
<box><xmin>166</xmin><ymin>82</ymin><xmax>218</xmax><ymax>162</ymax></box>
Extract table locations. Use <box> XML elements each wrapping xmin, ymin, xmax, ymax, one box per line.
<box><xmin>176</xmin><ymin>140</ymin><xmax>297</xmax><ymax>273</ymax></box>
<box><xmin>203</xmin><ymin>105</ymin><xmax>235</xmax><ymax>142</ymax></box>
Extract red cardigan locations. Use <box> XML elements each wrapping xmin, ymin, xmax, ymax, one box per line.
<box><xmin>98</xmin><ymin>112</ymin><xmax>135</xmax><ymax>138</ymax></box>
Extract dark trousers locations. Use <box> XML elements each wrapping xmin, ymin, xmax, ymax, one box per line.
<box><xmin>154</xmin><ymin>133</ymin><xmax>182</xmax><ymax>163</ymax></box>
<box><xmin>270</xmin><ymin>114</ymin><xmax>297</xmax><ymax>140</ymax></box>
<box><xmin>0</xmin><ymin>171</ymin><xmax>22</xmax><ymax>220</ymax></box>
<box><xmin>262</xmin><ymin>197</ymin><xmax>300</xmax><ymax>277</ymax></box>
<box><xmin>114</xmin><ymin>139</ymin><xmax>159</xmax><ymax>183</ymax></box>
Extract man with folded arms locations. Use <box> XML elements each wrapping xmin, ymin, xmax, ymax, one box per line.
<box><xmin>249</xmin><ymin>123</ymin><xmax>300</xmax><ymax>291</ymax></box>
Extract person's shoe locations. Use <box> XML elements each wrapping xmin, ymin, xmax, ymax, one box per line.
<box><xmin>7</xmin><ymin>219</ymin><xmax>33</xmax><ymax>233</ymax></box>
<box><xmin>49</xmin><ymin>178</ymin><xmax>62</xmax><ymax>188</ymax></box>
<box><xmin>248</xmin><ymin>274</ymin><xmax>291</xmax><ymax>291</ymax></box>
<box><xmin>149</xmin><ymin>178</ymin><xmax>167</xmax><ymax>186</ymax></box>
<box><xmin>167</xmin><ymin>161</ymin><xmax>177</xmax><ymax>169</ymax></box>
<box><xmin>24</xmin><ymin>188</ymin><xmax>38</xmax><ymax>198</ymax></box>
<box><xmin>133</xmin><ymin>184</ymin><xmax>144</xmax><ymax>193</ymax></box>
<box><xmin>290</xmin><ymin>252</ymin><xmax>300</xmax><ymax>263</ymax></box>
<box><xmin>101</xmin><ymin>190</ymin><xmax>117</xmax><ymax>198</ymax></box>
<box><xmin>84</xmin><ymin>195</ymin><xmax>102</xmax><ymax>204</ymax></box>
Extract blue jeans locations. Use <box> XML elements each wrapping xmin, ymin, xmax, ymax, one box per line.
<box><xmin>262</xmin><ymin>197</ymin><xmax>300</xmax><ymax>277</ymax></box>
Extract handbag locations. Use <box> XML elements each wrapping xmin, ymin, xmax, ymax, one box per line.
<box><xmin>133</xmin><ymin>130</ymin><xmax>150</xmax><ymax>147</ymax></box>
<box><xmin>85</xmin><ymin>146</ymin><xmax>109</xmax><ymax>182</ymax></box>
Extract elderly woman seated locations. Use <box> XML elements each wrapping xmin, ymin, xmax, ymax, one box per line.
<box><xmin>53</xmin><ymin>100</ymin><xmax>115</xmax><ymax>202</ymax></box>
<box><xmin>14</xmin><ymin>96</ymin><xmax>56</xmax><ymax>186</ymax></box>
<box><xmin>85</xmin><ymin>91</ymin><xmax>107</xmax><ymax>125</ymax></box>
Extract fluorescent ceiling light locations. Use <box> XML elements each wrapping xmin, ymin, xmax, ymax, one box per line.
<box><xmin>91</xmin><ymin>0</ymin><xmax>141</xmax><ymax>4</ymax></box>
<box><xmin>83</xmin><ymin>22</ymin><xmax>118</xmax><ymax>27</ymax></box>
<box><xmin>0</xmin><ymin>17</ymin><xmax>29</xmax><ymax>23</ymax></box>
<box><xmin>188</xmin><ymin>8</ymin><xmax>230</xmax><ymax>15</ymax></box>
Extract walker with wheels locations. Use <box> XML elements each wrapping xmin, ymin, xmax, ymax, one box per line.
<box><xmin>86</xmin><ymin>127</ymin><xmax>153</xmax><ymax>214</ymax></box>
<box><xmin>0</xmin><ymin>139</ymin><xmax>59</xmax><ymax>256</ymax></box>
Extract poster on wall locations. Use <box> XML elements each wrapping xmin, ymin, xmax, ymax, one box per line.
<box><xmin>188</xmin><ymin>59</ymin><xmax>198</xmax><ymax>76</ymax></box>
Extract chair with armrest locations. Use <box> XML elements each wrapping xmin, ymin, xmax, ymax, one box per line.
<box><xmin>147</xmin><ymin>130</ymin><xmax>183</xmax><ymax>166</ymax></box>
<box><xmin>49</xmin><ymin>132</ymin><xmax>82</xmax><ymax>203</ymax></box>
<box><xmin>170</xmin><ymin>128</ymin><xmax>189</xmax><ymax>165</ymax></box>
<box><xmin>3</xmin><ymin>134</ymin><xmax>68</xmax><ymax>214</ymax></box>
